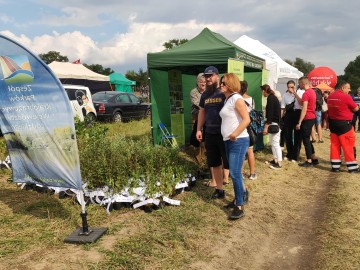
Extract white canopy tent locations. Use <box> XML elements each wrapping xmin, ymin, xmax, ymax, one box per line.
<box><xmin>234</xmin><ymin>35</ymin><xmax>303</xmax><ymax>94</ymax></box>
<box><xmin>48</xmin><ymin>61</ymin><xmax>110</xmax><ymax>93</ymax></box>
<box><xmin>48</xmin><ymin>61</ymin><xmax>109</xmax><ymax>81</ymax></box>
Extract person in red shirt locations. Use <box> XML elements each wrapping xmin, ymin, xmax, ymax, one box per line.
<box><xmin>327</xmin><ymin>81</ymin><xmax>359</xmax><ymax>173</ymax></box>
<box><xmin>296</xmin><ymin>77</ymin><xmax>319</xmax><ymax>167</ymax></box>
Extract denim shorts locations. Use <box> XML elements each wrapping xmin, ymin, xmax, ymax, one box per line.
<box><xmin>316</xmin><ymin>111</ymin><xmax>322</xmax><ymax>125</ymax></box>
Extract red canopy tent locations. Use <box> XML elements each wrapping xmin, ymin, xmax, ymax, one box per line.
<box><xmin>314</xmin><ymin>81</ymin><xmax>334</xmax><ymax>93</ymax></box>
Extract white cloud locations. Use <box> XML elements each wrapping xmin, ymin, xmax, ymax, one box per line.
<box><xmin>0</xmin><ymin>14</ymin><xmax>13</xmax><ymax>23</ymax></box>
<box><xmin>324</xmin><ymin>24</ymin><xmax>343</xmax><ymax>33</ymax></box>
<box><xmin>1</xmin><ymin>20</ymin><xmax>253</xmax><ymax>73</ymax></box>
<box><xmin>39</xmin><ymin>7</ymin><xmax>105</xmax><ymax>27</ymax></box>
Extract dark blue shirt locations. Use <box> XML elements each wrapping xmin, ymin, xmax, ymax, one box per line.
<box><xmin>199</xmin><ymin>88</ymin><xmax>225</xmax><ymax>134</ymax></box>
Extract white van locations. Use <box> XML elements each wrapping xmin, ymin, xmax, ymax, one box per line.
<box><xmin>63</xmin><ymin>84</ymin><xmax>97</xmax><ymax>122</ymax></box>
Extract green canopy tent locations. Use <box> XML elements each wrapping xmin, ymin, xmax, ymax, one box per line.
<box><xmin>109</xmin><ymin>72</ymin><xmax>136</xmax><ymax>93</ymax></box>
<box><xmin>147</xmin><ymin>27</ymin><xmax>266</xmax><ymax>147</ymax></box>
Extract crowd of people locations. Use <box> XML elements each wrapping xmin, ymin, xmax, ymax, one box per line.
<box><xmin>190</xmin><ymin>65</ymin><xmax>360</xmax><ymax>221</ymax></box>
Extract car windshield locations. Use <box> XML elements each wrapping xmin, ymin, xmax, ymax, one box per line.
<box><xmin>92</xmin><ymin>92</ymin><xmax>114</xmax><ymax>102</ymax></box>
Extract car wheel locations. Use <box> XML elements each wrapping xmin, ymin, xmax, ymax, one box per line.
<box><xmin>113</xmin><ymin>112</ymin><xmax>122</xmax><ymax>123</ymax></box>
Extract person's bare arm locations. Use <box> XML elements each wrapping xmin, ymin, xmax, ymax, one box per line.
<box><xmin>196</xmin><ymin>108</ymin><xmax>205</xmax><ymax>141</ymax></box>
<box><xmin>229</xmin><ymin>99</ymin><xmax>250</xmax><ymax>141</ymax></box>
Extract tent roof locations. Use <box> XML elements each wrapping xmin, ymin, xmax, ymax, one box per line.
<box><xmin>147</xmin><ymin>28</ymin><xmax>265</xmax><ymax>70</ymax></box>
<box><xmin>109</xmin><ymin>73</ymin><xmax>136</xmax><ymax>86</ymax></box>
<box><xmin>233</xmin><ymin>35</ymin><xmax>303</xmax><ymax>79</ymax></box>
<box><xmin>48</xmin><ymin>61</ymin><xmax>109</xmax><ymax>81</ymax></box>
<box><xmin>314</xmin><ymin>82</ymin><xmax>334</xmax><ymax>92</ymax></box>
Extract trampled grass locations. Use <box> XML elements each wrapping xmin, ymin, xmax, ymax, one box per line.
<box><xmin>1</xmin><ymin>121</ymin><xmax>360</xmax><ymax>269</ymax></box>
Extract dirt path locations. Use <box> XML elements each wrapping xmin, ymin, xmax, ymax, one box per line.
<box><xmin>189</xmin><ymin>130</ymin><xmax>338</xmax><ymax>270</ymax></box>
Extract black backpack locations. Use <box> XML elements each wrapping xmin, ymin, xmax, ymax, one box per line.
<box><xmin>313</xmin><ymin>88</ymin><xmax>323</xmax><ymax>111</ymax></box>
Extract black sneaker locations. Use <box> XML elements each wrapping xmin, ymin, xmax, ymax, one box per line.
<box><xmin>229</xmin><ymin>207</ymin><xmax>245</xmax><ymax>220</ymax></box>
<box><xmin>311</xmin><ymin>159</ymin><xmax>319</xmax><ymax>165</ymax></box>
<box><xmin>224</xmin><ymin>199</ymin><xmax>235</xmax><ymax>209</ymax></box>
<box><xmin>211</xmin><ymin>189</ymin><xmax>225</xmax><ymax>199</ymax></box>
<box><xmin>299</xmin><ymin>161</ymin><xmax>313</xmax><ymax>167</ymax></box>
<box><xmin>265</xmin><ymin>159</ymin><xmax>276</xmax><ymax>165</ymax></box>
<box><xmin>269</xmin><ymin>163</ymin><xmax>282</xmax><ymax>170</ymax></box>
<box><xmin>331</xmin><ymin>168</ymin><xmax>340</xmax><ymax>172</ymax></box>
<box><xmin>243</xmin><ymin>189</ymin><xmax>249</xmax><ymax>204</ymax></box>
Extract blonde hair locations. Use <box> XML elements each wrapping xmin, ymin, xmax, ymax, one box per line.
<box><xmin>196</xmin><ymin>73</ymin><xmax>205</xmax><ymax>82</ymax></box>
<box><xmin>220</xmin><ymin>73</ymin><xmax>240</xmax><ymax>93</ymax></box>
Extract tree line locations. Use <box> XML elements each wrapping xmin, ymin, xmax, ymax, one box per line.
<box><xmin>38</xmin><ymin>51</ymin><xmax>148</xmax><ymax>87</ymax></box>
<box><xmin>39</xmin><ymin>39</ymin><xmax>360</xmax><ymax>92</ymax></box>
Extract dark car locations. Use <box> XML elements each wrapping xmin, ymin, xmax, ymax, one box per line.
<box><xmin>92</xmin><ymin>91</ymin><xmax>151</xmax><ymax>122</ymax></box>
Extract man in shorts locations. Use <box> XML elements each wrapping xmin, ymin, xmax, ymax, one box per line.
<box><xmin>196</xmin><ymin>66</ymin><xmax>229</xmax><ymax>199</ymax></box>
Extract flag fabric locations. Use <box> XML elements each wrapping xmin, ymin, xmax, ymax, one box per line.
<box><xmin>0</xmin><ymin>34</ymin><xmax>83</xmax><ymax>190</ymax></box>
<box><xmin>72</xmin><ymin>59</ymin><xmax>80</xmax><ymax>64</ymax></box>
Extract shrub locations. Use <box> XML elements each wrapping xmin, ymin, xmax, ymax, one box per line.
<box><xmin>75</xmin><ymin>121</ymin><xmax>196</xmax><ymax>197</ymax></box>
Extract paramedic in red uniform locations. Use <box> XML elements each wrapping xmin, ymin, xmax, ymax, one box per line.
<box><xmin>327</xmin><ymin>81</ymin><xmax>359</xmax><ymax>173</ymax></box>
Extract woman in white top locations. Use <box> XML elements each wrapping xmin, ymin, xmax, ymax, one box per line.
<box><xmin>239</xmin><ymin>80</ymin><xmax>257</xmax><ymax>180</ymax></box>
<box><xmin>219</xmin><ymin>73</ymin><xmax>250</xmax><ymax>220</ymax></box>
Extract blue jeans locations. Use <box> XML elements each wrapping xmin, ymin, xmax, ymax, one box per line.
<box><xmin>224</xmin><ymin>137</ymin><xmax>249</xmax><ymax>206</ymax></box>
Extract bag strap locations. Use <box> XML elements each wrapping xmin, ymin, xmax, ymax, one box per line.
<box><xmin>244</xmin><ymin>99</ymin><xmax>253</xmax><ymax>110</ymax></box>
<box><xmin>224</xmin><ymin>93</ymin><xmax>238</xmax><ymax>104</ymax></box>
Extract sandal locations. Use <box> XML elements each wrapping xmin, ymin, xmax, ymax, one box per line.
<box><xmin>203</xmin><ymin>181</ymin><xmax>217</xmax><ymax>188</ymax></box>
<box><xmin>223</xmin><ymin>180</ymin><xmax>230</xmax><ymax>185</ymax></box>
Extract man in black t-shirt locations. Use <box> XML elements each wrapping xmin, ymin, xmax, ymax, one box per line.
<box><xmin>196</xmin><ymin>66</ymin><xmax>229</xmax><ymax>199</ymax></box>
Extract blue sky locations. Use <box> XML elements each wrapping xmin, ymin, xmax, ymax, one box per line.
<box><xmin>1</xmin><ymin>0</ymin><xmax>359</xmax><ymax>77</ymax></box>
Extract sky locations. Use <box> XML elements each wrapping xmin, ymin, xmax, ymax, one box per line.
<box><xmin>1</xmin><ymin>0</ymin><xmax>359</xmax><ymax>76</ymax></box>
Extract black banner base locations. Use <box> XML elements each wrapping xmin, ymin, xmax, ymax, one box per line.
<box><xmin>64</xmin><ymin>227</ymin><xmax>107</xmax><ymax>244</ymax></box>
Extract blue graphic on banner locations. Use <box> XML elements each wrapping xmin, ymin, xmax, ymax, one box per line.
<box><xmin>0</xmin><ymin>35</ymin><xmax>83</xmax><ymax>190</ymax></box>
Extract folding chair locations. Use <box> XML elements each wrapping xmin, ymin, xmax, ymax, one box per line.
<box><xmin>0</xmin><ymin>155</ymin><xmax>11</xmax><ymax>169</ymax></box>
<box><xmin>159</xmin><ymin>122</ymin><xmax>178</xmax><ymax>148</ymax></box>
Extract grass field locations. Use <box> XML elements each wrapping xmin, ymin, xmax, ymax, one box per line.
<box><xmin>1</xmin><ymin>119</ymin><xmax>360</xmax><ymax>269</ymax></box>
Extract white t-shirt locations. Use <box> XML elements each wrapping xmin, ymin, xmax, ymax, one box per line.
<box><xmin>280</xmin><ymin>89</ymin><xmax>305</xmax><ymax>110</ymax></box>
<box><xmin>281</xmin><ymin>92</ymin><xmax>295</xmax><ymax>109</ymax></box>
<box><xmin>220</xmin><ymin>93</ymin><xmax>249</xmax><ymax>141</ymax></box>
<box><xmin>243</xmin><ymin>96</ymin><xmax>255</xmax><ymax>113</ymax></box>
<box><xmin>294</xmin><ymin>89</ymin><xmax>305</xmax><ymax>109</ymax></box>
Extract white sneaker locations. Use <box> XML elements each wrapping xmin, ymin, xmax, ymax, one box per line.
<box><xmin>249</xmin><ymin>173</ymin><xmax>257</xmax><ymax>180</ymax></box>
<box><xmin>284</xmin><ymin>157</ymin><xmax>289</xmax><ymax>161</ymax></box>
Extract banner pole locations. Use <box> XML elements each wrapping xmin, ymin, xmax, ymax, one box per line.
<box><xmin>79</xmin><ymin>190</ymin><xmax>90</xmax><ymax>235</ymax></box>
<box><xmin>64</xmin><ymin>189</ymin><xmax>107</xmax><ymax>244</ymax></box>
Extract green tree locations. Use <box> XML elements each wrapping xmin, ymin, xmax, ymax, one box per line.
<box><xmin>39</xmin><ymin>51</ymin><xmax>69</xmax><ymax>64</ymax></box>
<box><xmin>162</xmin><ymin>39</ymin><xmax>188</xmax><ymax>50</ymax></box>
<box><xmin>341</xmin><ymin>55</ymin><xmax>360</xmax><ymax>91</ymax></box>
<box><xmin>83</xmin><ymin>63</ymin><xmax>114</xmax><ymax>75</ymax></box>
<box><xmin>125</xmin><ymin>68</ymin><xmax>148</xmax><ymax>86</ymax></box>
<box><xmin>285</xmin><ymin>57</ymin><xmax>315</xmax><ymax>76</ymax></box>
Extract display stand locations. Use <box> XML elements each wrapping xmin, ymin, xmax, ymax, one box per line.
<box><xmin>64</xmin><ymin>190</ymin><xmax>107</xmax><ymax>244</ymax></box>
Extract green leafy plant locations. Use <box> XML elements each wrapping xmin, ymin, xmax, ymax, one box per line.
<box><xmin>75</xmin><ymin>121</ymin><xmax>196</xmax><ymax>197</ymax></box>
